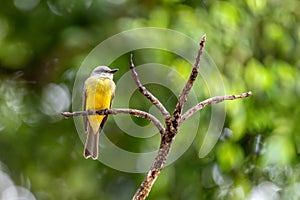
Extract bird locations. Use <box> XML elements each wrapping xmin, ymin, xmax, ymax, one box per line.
<box><xmin>82</xmin><ymin>66</ymin><xmax>118</xmax><ymax>160</ymax></box>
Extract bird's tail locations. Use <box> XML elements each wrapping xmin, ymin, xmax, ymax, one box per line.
<box><xmin>84</xmin><ymin>129</ymin><xmax>99</xmax><ymax>160</ymax></box>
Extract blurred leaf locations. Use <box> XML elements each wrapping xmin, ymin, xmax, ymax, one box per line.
<box><xmin>216</xmin><ymin>142</ymin><xmax>245</xmax><ymax>172</ymax></box>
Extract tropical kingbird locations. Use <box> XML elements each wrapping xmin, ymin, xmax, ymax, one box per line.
<box><xmin>83</xmin><ymin>66</ymin><xmax>118</xmax><ymax>160</ymax></box>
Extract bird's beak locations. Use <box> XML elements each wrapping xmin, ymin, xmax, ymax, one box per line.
<box><xmin>110</xmin><ymin>69</ymin><xmax>119</xmax><ymax>73</ymax></box>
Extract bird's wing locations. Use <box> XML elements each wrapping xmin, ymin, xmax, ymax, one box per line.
<box><xmin>98</xmin><ymin>86</ymin><xmax>115</xmax><ymax>131</ymax></box>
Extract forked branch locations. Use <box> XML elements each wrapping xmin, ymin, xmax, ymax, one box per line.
<box><xmin>131</xmin><ymin>35</ymin><xmax>251</xmax><ymax>200</ymax></box>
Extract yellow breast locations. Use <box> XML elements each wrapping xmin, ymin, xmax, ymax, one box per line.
<box><xmin>84</xmin><ymin>77</ymin><xmax>116</xmax><ymax>133</ymax></box>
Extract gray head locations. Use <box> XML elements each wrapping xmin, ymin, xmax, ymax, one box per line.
<box><xmin>90</xmin><ymin>66</ymin><xmax>118</xmax><ymax>79</ymax></box>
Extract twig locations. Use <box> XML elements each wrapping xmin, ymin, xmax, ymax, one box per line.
<box><xmin>172</xmin><ymin>34</ymin><xmax>206</xmax><ymax>121</ymax></box>
<box><xmin>130</xmin><ymin>54</ymin><xmax>172</xmax><ymax>129</ymax></box>
<box><xmin>61</xmin><ymin>108</ymin><xmax>165</xmax><ymax>135</ymax></box>
<box><xmin>179</xmin><ymin>91</ymin><xmax>253</xmax><ymax>125</ymax></box>
<box><xmin>130</xmin><ymin>54</ymin><xmax>170</xmax><ymax>119</ymax></box>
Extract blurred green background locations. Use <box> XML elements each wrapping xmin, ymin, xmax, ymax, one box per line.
<box><xmin>0</xmin><ymin>0</ymin><xmax>300</xmax><ymax>199</ymax></box>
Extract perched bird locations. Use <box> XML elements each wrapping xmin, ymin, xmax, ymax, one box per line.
<box><xmin>83</xmin><ymin>66</ymin><xmax>118</xmax><ymax>160</ymax></box>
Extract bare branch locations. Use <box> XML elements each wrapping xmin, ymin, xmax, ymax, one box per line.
<box><xmin>179</xmin><ymin>91</ymin><xmax>253</xmax><ymax>125</ymax></box>
<box><xmin>62</xmin><ymin>110</ymin><xmax>99</xmax><ymax>118</ymax></box>
<box><xmin>172</xmin><ymin>34</ymin><xmax>206</xmax><ymax>121</ymax></box>
<box><xmin>61</xmin><ymin>108</ymin><xmax>165</xmax><ymax>135</ymax></box>
<box><xmin>130</xmin><ymin>54</ymin><xmax>171</xmax><ymax>122</ymax></box>
<box><xmin>132</xmin><ymin>35</ymin><xmax>209</xmax><ymax>200</ymax></box>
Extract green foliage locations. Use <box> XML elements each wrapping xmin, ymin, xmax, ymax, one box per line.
<box><xmin>0</xmin><ymin>0</ymin><xmax>300</xmax><ymax>199</ymax></box>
